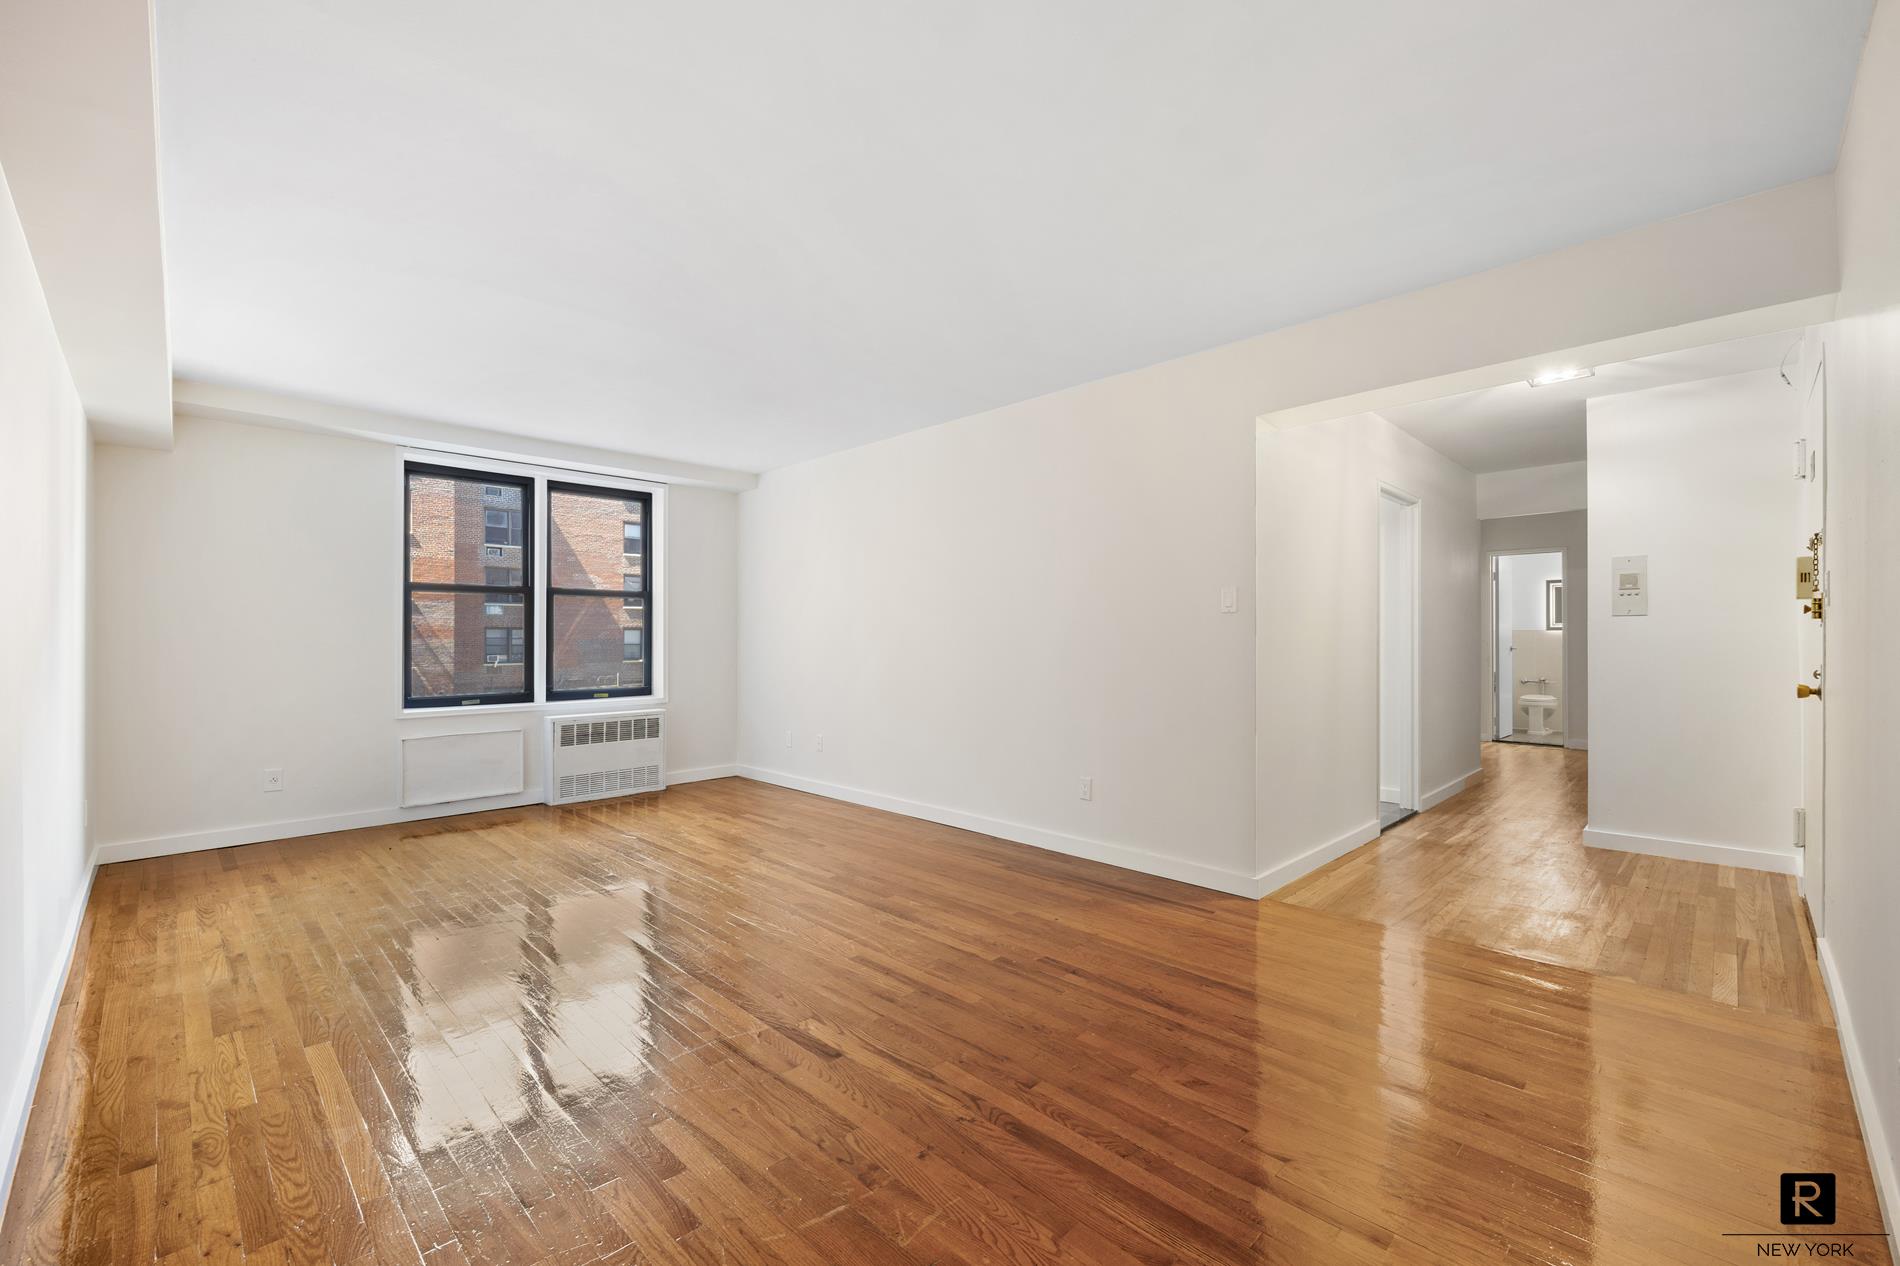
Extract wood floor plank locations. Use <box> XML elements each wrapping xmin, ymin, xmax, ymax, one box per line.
<box><xmin>3</xmin><ymin>755</ymin><xmax>1890</xmax><ymax>1264</ymax></box>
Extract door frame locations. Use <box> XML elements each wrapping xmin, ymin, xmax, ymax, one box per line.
<box><xmin>1798</xmin><ymin>343</ymin><xmax>1828</xmax><ymax>933</ymax></box>
<box><xmin>1378</xmin><ymin>485</ymin><xmax>1422</xmax><ymax>812</ymax></box>
<box><xmin>1486</xmin><ymin>546</ymin><xmax>1570</xmax><ymax>746</ymax></box>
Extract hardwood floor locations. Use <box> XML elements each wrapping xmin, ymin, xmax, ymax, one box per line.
<box><xmin>2</xmin><ymin>764</ymin><xmax>1889</xmax><ymax>1264</ymax></box>
<box><xmin>1277</xmin><ymin>743</ymin><xmax>1833</xmax><ymax>1022</ymax></box>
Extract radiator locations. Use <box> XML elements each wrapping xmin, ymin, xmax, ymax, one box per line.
<box><xmin>545</xmin><ymin>711</ymin><xmax>665</xmax><ymax>805</ymax></box>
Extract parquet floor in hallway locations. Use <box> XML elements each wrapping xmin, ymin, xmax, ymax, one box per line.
<box><xmin>2</xmin><ymin>756</ymin><xmax>1889</xmax><ymax>1264</ymax></box>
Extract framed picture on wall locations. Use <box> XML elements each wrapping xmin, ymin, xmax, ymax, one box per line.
<box><xmin>1546</xmin><ymin>579</ymin><xmax>1564</xmax><ymax>630</ymax></box>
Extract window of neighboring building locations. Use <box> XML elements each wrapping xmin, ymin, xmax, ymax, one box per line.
<box><xmin>548</xmin><ymin>482</ymin><xmax>653</xmax><ymax>699</ymax></box>
<box><xmin>404</xmin><ymin>463</ymin><xmax>534</xmax><ymax>707</ymax></box>
<box><xmin>485</xmin><ymin>507</ymin><xmax>523</xmax><ymax>546</ymax></box>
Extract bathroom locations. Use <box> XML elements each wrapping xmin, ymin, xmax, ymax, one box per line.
<box><xmin>1493</xmin><ymin>550</ymin><xmax>1565</xmax><ymax>744</ymax></box>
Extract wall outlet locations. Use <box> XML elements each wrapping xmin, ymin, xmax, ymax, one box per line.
<box><xmin>262</xmin><ymin>768</ymin><xmax>285</xmax><ymax>793</ymax></box>
<box><xmin>815</xmin><ymin>733</ymin><xmax>825</xmax><ymax>752</ymax></box>
<box><xmin>1079</xmin><ymin>776</ymin><xmax>1093</xmax><ymax>802</ymax></box>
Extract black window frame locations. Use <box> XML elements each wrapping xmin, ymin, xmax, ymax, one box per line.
<box><xmin>547</xmin><ymin>480</ymin><xmax>654</xmax><ymax>702</ymax></box>
<box><xmin>403</xmin><ymin>461</ymin><xmax>535</xmax><ymax>708</ymax></box>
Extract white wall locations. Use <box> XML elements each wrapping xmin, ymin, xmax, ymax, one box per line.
<box><xmin>1584</xmin><ymin>368</ymin><xmax>1799</xmax><ymax>869</ymax></box>
<box><xmin>1481</xmin><ymin>511</ymin><xmax>1589</xmax><ymax>745</ymax></box>
<box><xmin>1256</xmin><ymin>413</ymin><xmax>1479</xmax><ymax>890</ymax></box>
<box><xmin>1819</xmin><ymin>0</ymin><xmax>1900</xmax><ymax>1227</ymax></box>
<box><xmin>89</xmin><ymin>416</ymin><xmax>739</xmax><ymax>858</ymax></box>
<box><xmin>735</xmin><ymin>180</ymin><xmax>1834</xmax><ymax>899</ymax></box>
<box><xmin>0</xmin><ymin>167</ymin><xmax>92</xmax><ymax>1213</ymax></box>
<box><xmin>1475</xmin><ymin>460</ymin><xmax>1587</xmax><ymax>519</ymax></box>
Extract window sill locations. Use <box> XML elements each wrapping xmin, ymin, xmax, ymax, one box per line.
<box><xmin>398</xmin><ymin>696</ymin><xmax>665</xmax><ymax>721</ymax></box>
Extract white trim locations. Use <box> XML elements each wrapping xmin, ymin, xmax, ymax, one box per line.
<box><xmin>94</xmin><ymin>767</ymin><xmax>738</xmax><ymax>866</ymax></box>
<box><xmin>1254</xmin><ymin>819</ymin><xmax>1381</xmax><ymax>899</ymax></box>
<box><xmin>670</xmin><ymin>764</ymin><xmax>738</xmax><ymax>784</ymax></box>
<box><xmin>1378</xmin><ymin>784</ymin><xmax>1400</xmax><ymax>804</ymax></box>
<box><xmin>1420</xmin><ymin>767</ymin><xmax>1481</xmax><ymax>811</ymax></box>
<box><xmin>1564</xmin><ymin>737</ymin><xmax>1589</xmax><ymax>750</ymax></box>
<box><xmin>1816</xmin><ymin>937</ymin><xmax>1900</xmax><ymax>1248</ymax></box>
<box><xmin>1377</xmin><ymin>484</ymin><xmax>1422</xmax><ymax>812</ymax></box>
<box><xmin>1580</xmin><ymin>825</ymin><xmax>1799</xmax><ymax>874</ymax></box>
<box><xmin>735</xmin><ymin>767</ymin><xmax>1257</xmax><ymax>898</ymax></box>
<box><xmin>2</xmin><ymin>855</ymin><xmax>98</xmax><ymax>1217</ymax></box>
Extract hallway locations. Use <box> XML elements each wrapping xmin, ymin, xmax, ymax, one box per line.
<box><xmin>1277</xmin><ymin>743</ymin><xmax>1831</xmax><ymax>1022</ymax></box>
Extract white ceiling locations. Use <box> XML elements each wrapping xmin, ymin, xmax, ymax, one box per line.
<box><xmin>2</xmin><ymin>0</ymin><xmax>172</xmax><ymax>446</ymax></box>
<box><xmin>156</xmin><ymin>1</ymin><xmax>1872</xmax><ymax>473</ymax></box>
<box><xmin>1377</xmin><ymin>330</ymin><xmax>1802</xmax><ymax>473</ymax></box>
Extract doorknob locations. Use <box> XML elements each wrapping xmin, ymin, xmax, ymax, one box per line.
<box><xmin>1797</xmin><ymin>683</ymin><xmax>1822</xmax><ymax>699</ymax></box>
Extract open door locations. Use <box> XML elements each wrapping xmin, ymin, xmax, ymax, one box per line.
<box><xmin>1797</xmin><ymin>349</ymin><xmax>1827</xmax><ymax>934</ymax></box>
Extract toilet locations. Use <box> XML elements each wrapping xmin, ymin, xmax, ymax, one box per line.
<box><xmin>1521</xmin><ymin>693</ymin><xmax>1558</xmax><ymax>737</ymax></box>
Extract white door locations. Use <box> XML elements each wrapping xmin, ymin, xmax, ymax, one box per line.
<box><xmin>1798</xmin><ymin>351</ymin><xmax>1827</xmax><ymax>932</ymax></box>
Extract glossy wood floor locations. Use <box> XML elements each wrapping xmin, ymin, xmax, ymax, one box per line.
<box><xmin>1278</xmin><ymin>743</ymin><xmax>1833</xmax><ymax>1022</ymax></box>
<box><xmin>3</xmin><ymin>764</ymin><xmax>1889</xmax><ymax>1264</ymax></box>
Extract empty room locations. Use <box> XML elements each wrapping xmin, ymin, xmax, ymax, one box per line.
<box><xmin>4</xmin><ymin>2</ymin><xmax>1899</xmax><ymax>1263</ymax></box>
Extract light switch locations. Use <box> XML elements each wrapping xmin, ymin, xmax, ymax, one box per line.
<box><xmin>1219</xmin><ymin>585</ymin><xmax>1238</xmax><ymax>614</ymax></box>
<box><xmin>1612</xmin><ymin>555</ymin><xmax>1648</xmax><ymax>616</ymax></box>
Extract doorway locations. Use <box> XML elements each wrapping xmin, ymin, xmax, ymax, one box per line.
<box><xmin>1378</xmin><ymin>487</ymin><xmax>1420</xmax><ymax>830</ymax></box>
<box><xmin>1490</xmin><ymin>549</ymin><xmax>1566</xmax><ymax>746</ymax></box>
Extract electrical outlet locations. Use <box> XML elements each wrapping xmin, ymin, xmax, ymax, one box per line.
<box><xmin>1079</xmin><ymin>776</ymin><xmax>1093</xmax><ymax>802</ymax></box>
<box><xmin>262</xmin><ymin>768</ymin><xmax>285</xmax><ymax>793</ymax></box>
<box><xmin>785</xmin><ymin>731</ymin><xmax>795</xmax><ymax>749</ymax></box>
<box><xmin>815</xmin><ymin>733</ymin><xmax>825</xmax><ymax>752</ymax></box>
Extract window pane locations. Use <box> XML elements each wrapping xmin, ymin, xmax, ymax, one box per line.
<box><xmin>550</xmin><ymin>489</ymin><xmax>644</xmax><ymax>590</ymax></box>
<box><xmin>409</xmin><ymin>473</ymin><xmax>526</xmax><ymax>586</ymax></box>
<box><xmin>408</xmin><ymin>591</ymin><xmax>528</xmax><ymax>699</ymax></box>
<box><xmin>551</xmin><ymin>594</ymin><xmax>646</xmax><ymax>694</ymax></box>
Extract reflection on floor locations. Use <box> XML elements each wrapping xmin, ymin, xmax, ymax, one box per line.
<box><xmin>1281</xmin><ymin>742</ymin><xmax>1830</xmax><ymax>1021</ymax></box>
<box><xmin>1377</xmin><ymin>799</ymin><xmax>1413</xmax><ymax>830</ymax></box>
<box><xmin>2</xmin><ymin>767</ymin><xmax>1888</xmax><ymax>1265</ymax></box>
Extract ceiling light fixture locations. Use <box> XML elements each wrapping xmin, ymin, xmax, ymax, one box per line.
<box><xmin>1527</xmin><ymin>366</ymin><xmax>1595</xmax><ymax>388</ymax></box>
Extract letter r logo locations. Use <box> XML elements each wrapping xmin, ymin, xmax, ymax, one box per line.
<box><xmin>1779</xmin><ymin>1172</ymin><xmax>1836</xmax><ymax>1225</ymax></box>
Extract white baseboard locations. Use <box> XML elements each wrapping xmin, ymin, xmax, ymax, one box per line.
<box><xmin>1816</xmin><ymin>937</ymin><xmax>1899</xmax><ymax>1244</ymax></box>
<box><xmin>735</xmin><ymin>766</ymin><xmax>1256</xmax><ymax>898</ymax></box>
<box><xmin>1378</xmin><ymin>783</ymin><xmax>1400</xmax><ymax>804</ymax></box>
<box><xmin>1580</xmin><ymin>825</ymin><xmax>1798</xmax><ymax>875</ymax></box>
<box><xmin>1253</xmin><ymin>818</ymin><xmax>1380</xmax><ymax>899</ymax></box>
<box><xmin>1565</xmin><ymin>737</ymin><xmax>1589</xmax><ymax>750</ymax></box>
<box><xmin>1420</xmin><ymin>766</ymin><xmax>1481</xmax><ymax>811</ymax></box>
<box><xmin>670</xmin><ymin>764</ymin><xmax>739</xmax><ymax>785</ymax></box>
<box><xmin>95</xmin><ymin>765</ymin><xmax>742</xmax><ymax>866</ymax></box>
<box><xmin>2</xmin><ymin>855</ymin><xmax>97</xmax><ymax>1219</ymax></box>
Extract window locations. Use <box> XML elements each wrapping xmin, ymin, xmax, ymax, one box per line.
<box><xmin>483</xmin><ymin>627</ymin><xmax>526</xmax><ymax>664</ymax></box>
<box><xmin>485</xmin><ymin>507</ymin><xmax>523</xmax><ymax>546</ymax></box>
<box><xmin>548</xmin><ymin>482</ymin><xmax>653</xmax><ymax>699</ymax></box>
<box><xmin>404</xmin><ymin>463</ymin><xmax>533</xmax><ymax>707</ymax></box>
<box><xmin>485</xmin><ymin>567</ymin><xmax>524</xmax><ymax>614</ymax></box>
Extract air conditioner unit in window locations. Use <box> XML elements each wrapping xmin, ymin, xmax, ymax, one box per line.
<box><xmin>545</xmin><ymin>711</ymin><xmax>665</xmax><ymax>805</ymax></box>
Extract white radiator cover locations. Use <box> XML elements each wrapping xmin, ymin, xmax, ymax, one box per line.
<box><xmin>401</xmin><ymin>729</ymin><xmax>525</xmax><ymax>807</ymax></box>
<box><xmin>545</xmin><ymin>710</ymin><xmax>666</xmax><ymax>805</ymax></box>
